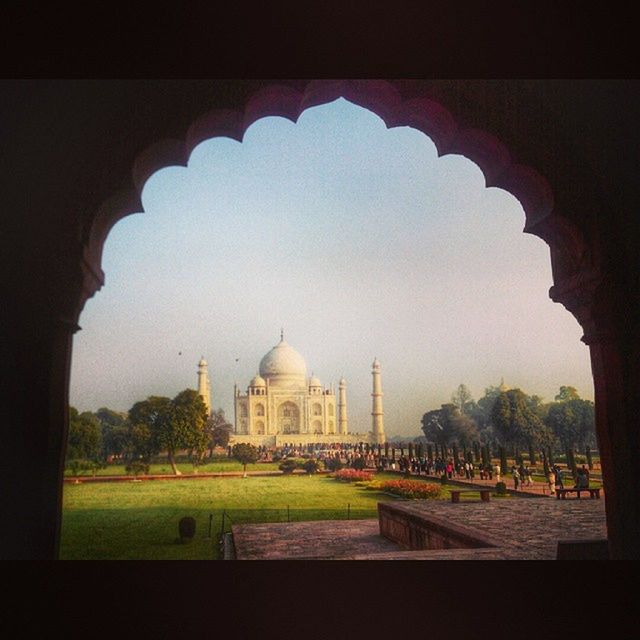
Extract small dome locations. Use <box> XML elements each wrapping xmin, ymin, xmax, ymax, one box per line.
<box><xmin>198</xmin><ymin>357</ymin><xmax>207</xmax><ymax>367</ymax></box>
<box><xmin>250</xmin><ymin>374</ymin><xmax>266</xmax><ymax>387</ymax></box>
<box><xmin>309</xmin><ymin>375</ymin><xmax>322</xmax><ymax>388</ymax></box>
<box><xmin>339</xmin><ymin>377</ymin><xmax>347</xmax><ymax>386</ymax></box>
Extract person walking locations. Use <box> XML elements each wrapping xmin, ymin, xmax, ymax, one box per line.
<box><xmin>495</xmin><ymin>463</ymin><xmax>501</xmax><ymax>483</ymax></box>
<box><xmin>553</xmin><ymin>464</ymin><xmax>564</xmax><ymax>490</ymax></box>
<box><xmin>512</xmin><ymin>466</ymin><xmax>520</xmax><ymax>491</ymax></box>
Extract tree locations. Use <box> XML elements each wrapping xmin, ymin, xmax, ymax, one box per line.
<box><xmin>128</xmin><ymin>395</ymin><xmax>170</xmax><ymax>462</ymax></box>
<box><xmin>128</xmin><ymin>422</ymin><xmax>156</xmax><ymax>462</ymax></box>
<box><xmin>451</xmin><ymin>384</ymin><xmax>474</xmax><ymax>415</ymax></box>
<box><xmin>205</xmin><ymin>408</ymin><xmax>233</xmax><ymax>455</ymax></box>
<box><xmin>545</xmin><ymin>396</ymin><xmax>596</xmax><ymax>452</ymax></box>
<box><xmin>421</xmin><ymin>404</ymin><xmax>480</xmax><ymax>448</ymax></box>
<box><xmin>491</xmin><ymin>389</ymin><xmax>553</xmax><ymax>452</ymax></box>
<box><xmin>527</xmin><ymin>395</ymin><xmax>550</xmax><ymax>422</ymax></box>
<box><xmin>127</xmin><ymin>390</ymin><xmax>208</xmax><ymax>475</ymax></box>
<box><xmin>469</xmin><ymin>385</ymin><xmax>504</xmax><ymax>448</ymax></box>
<box><xmin>66</xmin><ymin>407</ymin><xmax>102</xmax><ymax>462</ymax></box>
<box><xmin>555</xmin><ymin>386</ymin><xmax>581</xmax><ymax>402</ymax></box>
<box><xmin>96</xmin><ymin>407</ymin><xmax>129</xmax><ymax>460</ymax></box>
<box><xmin>232</xmin><ymin>443</ymin><xmax>260</xmax><ymax>477</ymax></box>
<box><xmin>421</xmin><ymin>409</ymin><xmax>449</xmax><ymax>446</ymax></box>
<box><xmin>165</xmin><ymin>389</ymin><xmax>209</xmax><ymax>473</ymax></box>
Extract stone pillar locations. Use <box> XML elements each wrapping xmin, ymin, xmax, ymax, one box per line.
<box><xmin>371</xmin><ymin>358</ymin><xmax>385</xmax><ymax>444</ymax></box>
<box><xmin>197</xmin><ymin>357</ymin><xmax>212</xmax><ymax>416</ymax></box>
<box><xmin>1</xmin><ymin>235</ymin><xmax>102</xmax><ymax>558</ymax></box>
<box><xmin>338</xmin><ymin>377</ymin><xmax>348</xmax><ymax>434</ymax></box>
<box><xmin>551</xmin><ymin>268</ymin><xmax>640</xmax><ymax>559</ymax></box>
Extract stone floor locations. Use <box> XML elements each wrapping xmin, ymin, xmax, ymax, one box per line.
<box><xmin>231</xmin><ymin>519</ymin><xmax>402</xmax><ymax>559</ymax></box>
<box><xmin>231</xmin><ymin>496</ymin><xmax>607</xmax><ymax>560</ymax></box>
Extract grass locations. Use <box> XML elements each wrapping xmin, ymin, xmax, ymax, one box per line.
<box><xmin>60</xmin><ymin>472</ymin><xmax>460</xmax><ymax>560</ymax></box>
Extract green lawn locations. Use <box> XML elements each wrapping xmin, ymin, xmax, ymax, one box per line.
<box><xmin>60</xmin><ymin>473</ymin><xmax>454</xmax><ymax>560</ymax></box>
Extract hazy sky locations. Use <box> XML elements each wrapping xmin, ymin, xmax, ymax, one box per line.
<box><xmin>70</xmin><ymin>98</ymin><xmax>593</xmax><ymax>436</ymax></box>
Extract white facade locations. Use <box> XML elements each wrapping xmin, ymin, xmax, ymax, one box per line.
<box><xmin>197</xmin><ymin>335</ymin><xmax>385</xmax><ymax>446</ymax></box>
<box><xmin>197</xmin><ymin>357</ymin><xmax>212</xmax><ymax>416</ymax></box>
<box><xmin>234</xmin><ymin>336</ymin><xmax>341</xmax><ymax>438</ymax></box>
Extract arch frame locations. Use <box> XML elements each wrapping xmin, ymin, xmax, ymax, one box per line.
<box><xmin>5</xmin><ymin>79</ymin><xmax>637</xmax><ymax>560</ymax></box>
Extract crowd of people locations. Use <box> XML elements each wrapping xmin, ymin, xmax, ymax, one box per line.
<box><xmin>241</xmin><ymin>442</ymin><xmax>592</xmax><ymax>494</ymax></box>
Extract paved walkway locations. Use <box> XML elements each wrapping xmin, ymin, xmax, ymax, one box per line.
<box><xmin>382</xmin><ymin>468</ymin><xmax>602</xmax><ymax>498</ymax></box>
<box><xmin>231</xmin><ymin>497</ymin><xmax>607</xmax><ymax>560</ymax></box>
<box><xmin>63</xmin><ymin>469</ymin><xmax>326</xmax><ymax>483</ymax></box>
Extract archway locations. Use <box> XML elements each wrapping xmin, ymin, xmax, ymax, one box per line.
<box><xmin>6</xmin><ymin>80</ymin><xmax>636</xmax><ymax>560</ymax></box>
<box><xmin>75</xmin><ymin>82</ymin><xmax>604</xmax><ymax>556</ymax></box>
<box><xmin>277</xmin><ymin>402</ymin><xmax>300</xmax><ymax>434</ymax></box>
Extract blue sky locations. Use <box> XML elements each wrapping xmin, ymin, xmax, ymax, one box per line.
<box><xmin>69</xmin><ymin>98</ymin><xmax>593</xmax><ymax>436</ymax></box>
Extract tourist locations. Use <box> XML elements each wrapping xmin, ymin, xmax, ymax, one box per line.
<box><xmin>494</xmin><ymin>463</ymin><xmax>501</xmax><ymax>483</ymax></box>
<box><xmin>575</xmin><ymin>466</ymin><xmax>589</xmax><ymax>489</ymax></box>
<box><xmin>524</xmin><ymin>465</ymin><xmax>533</xmax><ymax>486</ymax></box>
<box><xmin>581</xmin><ymin>464</ymin><xmax>590</xmax><ymax>484</ymax></box>
<box><xmin>553</xmin><ymin>465</ymin><xmax>564</xmax><ymax>490</ymax></box>
<box><xmin>548</xmin><ymin>468</ymin><xmax>556</xmax><ymax>495</ymax></box>
<box><xmin>486</xmin><ymin>463</ymin><xmax>493</xmax><ymax>480</ymax></box>
<box><xmin>512</xmin><ymin>466</ymin><xmax>520</xmax><ymax>491</ymax></box>
<box><xmin>446</xmin><ymin>461</ymin><xmax>453</xmax><ymax>479</ymax></box>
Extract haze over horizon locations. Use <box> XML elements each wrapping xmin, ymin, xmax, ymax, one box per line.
<box><xmin>69</xmin><ymin>98</ymin><xmax>593</xmax><ymax>437</ymax></box>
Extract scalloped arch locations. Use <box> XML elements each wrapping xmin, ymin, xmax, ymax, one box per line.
<box><xmin>84</xmin><ymin>79</ymin><xmax>589</xmax><ymax>305</ymax></box>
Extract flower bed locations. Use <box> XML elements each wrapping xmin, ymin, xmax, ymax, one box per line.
<box><xmin>333</xmin><ymin>469</ymin><xmax>373</xmax><ymax>483</ymax></box>
<box><xmin>374</xmin><ymin>479</ymin><xmax>442</xmax><ymax>499</ymax></box>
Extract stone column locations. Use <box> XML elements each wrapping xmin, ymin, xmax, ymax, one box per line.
<box><xmin>371</xmin><ymin>358</ymin><xmax>385</xmax><ymax>444</ymax></box>
<box><xmin>551</xmin><ymin>268</ymin><xmax>640</xmax><ymax>559</ymax></box>
<box><xmin>338</xmin><ymin>377</ymin><xmax>348</xmax><ymax>434</ymax></box>
<box><xmin>197</xmin><ymin>357</ymin><xmax>212</xmax><ymax>416</ymax></box>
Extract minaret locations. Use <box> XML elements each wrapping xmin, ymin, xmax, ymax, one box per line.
<box><xmin>338</xmin><ymin>377</ymin><xmax>348</xmax><ymax>434</ymax></box>
<box><xmin>197</xmin><ymin>356</ymin><xmax>212</xmax><ymax>416</ymax></box>
<box><xmin>371</xmin><ymin>357</ymin><xmax>385</xmax><ymax>444</ymax></box>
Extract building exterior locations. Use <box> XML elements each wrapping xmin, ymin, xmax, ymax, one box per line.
<box><xmin>198</xmin><ymin>334</ymin><xmax>384</xmax><ymax>447</ymax></box>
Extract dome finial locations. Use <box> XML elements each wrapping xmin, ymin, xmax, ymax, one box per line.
<box><xmin>280</xmin><ymin>327</ymin><xmax>284</xmax><ymax>342</ymax></box>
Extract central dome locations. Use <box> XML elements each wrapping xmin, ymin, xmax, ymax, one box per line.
<box><xmin>259</xmin><ymin>338</ymin><xmax>307</xmax><ymax>388</ymax></box>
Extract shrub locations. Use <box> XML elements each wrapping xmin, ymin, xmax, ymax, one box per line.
<box><xmin>334</xmin><ymin>469</ymin><xmax>373</xmax><ymax>482</ymax></box>
<box><xmin>325</xmin><ymin>457</ymin><xmax>344</xmax><ymax>472</ymax></box>
<box><xmin>125</xmin><ymin>461</ymin><xmax>150</xmax><ymax>476</ymax></box>
<box><xmin>495</xmin><ymin>481</ymin><xmax>507</xmax><ymax>495</ymax></box>
<box><xmin>378</xmin><ymin>479</ymin><xmax>442</xmax><ymax>499</ymax></box>
<box><xmin>66</xmin><ymin>459</ymin><xmax>105</xmax><ymax>477</ymax></box>
<box><xmin>302</xmin><ymin>459</ymin><xmax>320</xmax><ymax>475</ymax></box>
<box><xmin>278</xmin><ymin>459</ymin><xmax>299</xmax><ymax>474</ymax></box>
